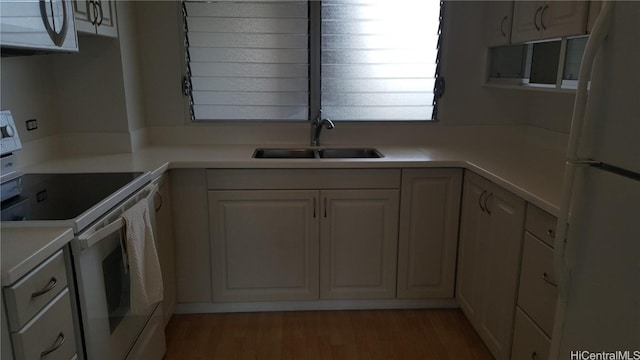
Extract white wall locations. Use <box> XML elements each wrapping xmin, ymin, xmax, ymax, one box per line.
<box><xmin>0</xmin><ymin>56</ymin><xmax>61</xmax><ymax>142</ymax></box>
<box><xmin>0</xmin><ymin>1</ymin><xmax>575</xmax><ymax>161</ymax></box>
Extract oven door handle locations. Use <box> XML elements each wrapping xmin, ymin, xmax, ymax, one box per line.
<box><xmin>78</xmin><ymin>218</ymin><xmax>125</xmax><ymax>249</ymax></box>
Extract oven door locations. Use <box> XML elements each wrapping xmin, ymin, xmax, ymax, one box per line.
<box><xmin>74</xmin><ymin>219</ymin><xmax>154</xmax><ymax>360</ymax></box>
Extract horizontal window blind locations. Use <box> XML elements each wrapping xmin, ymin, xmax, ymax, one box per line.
<box><xmin>321</xmin><ymin>0</ymin><xmax>440</xmax><ymax>121</ymax></box>
<box><xmin>183</xmin><ymin>1</ymin><xmax>309</xmax><ymax>121</ymax></box>
<box><xmin>183</xmin><ymin>0</ymin><xmax>443</xmax><ymax>122</ymax></box>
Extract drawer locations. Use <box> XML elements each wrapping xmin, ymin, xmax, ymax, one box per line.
<box><xmin>11</xmin><ymin>288</ymin><xmax>77</xmax><ymax>360</ymax></box>
<box><xmin>517</xmin><ymin>232</ymin><xmax>557</xmax><ymax>336</ymax></box>
<box><xmin>511</xmin><ymin>308</ymin><xmax>551</xmax><ymax>360</ymax></box>
<box><xmin>4</xmin><ymin>250</ymin><xmax>68</xmax><ymax>331</ymax></box>
<box><xmin>525</xmin><ymin>203</ymin><xmax>557</xmax><ymax>247</ymax></box>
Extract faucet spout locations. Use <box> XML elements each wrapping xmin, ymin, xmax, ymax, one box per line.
<box><xmin>310</xmin><ymin>111</ymin><xmax>334</xmax><ymax>147</ymax></box>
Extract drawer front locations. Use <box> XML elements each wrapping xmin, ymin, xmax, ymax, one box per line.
<box><xmin>511</xmin><ymin>308</ymin><xmax>551</xmax><ymax>360</ymax></box>
<box><xmin>12</xmin><ymin>288</ymin><xmax>77</xmax><ymax>360</ymax></box>
<box><xmin>525</xmin><ymin>204</ymin><xmax>557</xmax><ymax>247</ymax></box>
<box><xmin>518</xmin><ymin>232</ymin><xmax>558</xmax><ymax>336</ymax></box>
<box><xmin>4</xmin><ymin>250</ymin><xmax>68</xmax><ymax>331</ymax></box>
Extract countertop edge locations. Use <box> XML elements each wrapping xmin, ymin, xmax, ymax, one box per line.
<box><xmin>1</xmin><ymin>227</ymin><xmax>74</xmax><ymax>286</ymax></box>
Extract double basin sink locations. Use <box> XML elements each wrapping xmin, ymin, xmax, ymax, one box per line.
<box><xmin>253</xmin><ymin>147</ymin><xmax>383</xmax><ymax>159</ymax></box>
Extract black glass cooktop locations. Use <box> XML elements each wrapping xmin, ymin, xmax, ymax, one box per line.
<box><xmin>1</xmin><ymin>172</ymin><xmax>144</xmax><ymax>222</ymax></box>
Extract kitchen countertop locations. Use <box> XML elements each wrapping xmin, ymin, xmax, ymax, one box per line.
<box><xmin>3</xmin><ymin>142</ymin><xmax>565</xmax><ymax>284</ymax></box>
<box><xmin>23</xmin><ymin>142</ymin><xmax>566</xmax><ymax>216</ymax></box>
<box><xmin>1</xmin><ymin>227</ymin><xmax>74</xmax><ymax>285</ymax></box>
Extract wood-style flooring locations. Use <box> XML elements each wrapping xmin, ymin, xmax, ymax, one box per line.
<box><xmin>164</xmin><ymin>309</ymin><xmax>493</xmax><ymax>359</ymax></box>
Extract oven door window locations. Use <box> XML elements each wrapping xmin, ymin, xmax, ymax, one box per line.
<box><xmin>102</xmin><ymin>242</ymin><xmax>130</xmax><ymax>333</ymax></box>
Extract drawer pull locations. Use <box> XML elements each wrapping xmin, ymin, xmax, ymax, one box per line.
<box><xmin>531</xmin><ymin>351</ymin><xmax>538</xmax><ymax>360</ymax></box>
<box><xmin>31</xmin><ymin>277</ymin><xmax>58</xmax><ymax>298</ymax></box>
<box><xmin>40</xmin><ymin>332</ymin><xmax>65</xmax><ymax>358</ymax></box>
<box><xmin>546</xmin><ymin>228</ymin><xmax>556</xmax><ymax>238</ymax></box>
<box><xmin>542</xmin><ymin>272</ymin><xmax>558</xmax><ymax>287</ymax></box>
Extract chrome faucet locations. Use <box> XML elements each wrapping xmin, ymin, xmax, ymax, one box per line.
<box><xmin>310</xmin><ymin>110</ymin><xmax>335</xmax><ymax>147</ymax></box>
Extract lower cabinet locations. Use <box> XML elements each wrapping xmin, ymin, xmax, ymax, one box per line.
<box><xmin>206</xmin><ymin>169</ymin><xmax>402</xmax><ymax>303</ymax></box>
<box><xmin>2</xmin><ymin>249</ymin><xmax>79</xmax><ymax>360</ymax></box>
<box><xmin>457</xmin><ymin>171</ymin><xmax>526</xmax><ymax>360</ymax></box>
<box><xmin>320</xmin><ymin>189</ymin><xmax>399</xmax><ymax>299</ymax></box>
<box><xmin>209</xmin><ymin>190</ymin><xmax>320</xmax><ymax>302</ymax></box>
<box><xmin>209</xmin><ymin>188</ymin><xmax>400</xmax><ymax>302</ymax></box>
<box><xmin>396</xmin><ymin>169</ymin><xmax>463</xmax><ymax>299</ymax></box>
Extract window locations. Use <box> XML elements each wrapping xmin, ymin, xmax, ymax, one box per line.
<box><xmin>183</xmin><ymin>1</ymin><xmax>443</xmax><ymax>122</ymax></box>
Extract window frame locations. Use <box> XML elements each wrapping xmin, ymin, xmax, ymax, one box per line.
<box><xmin>181</xmin><ymin>0</ymin><xmax>444</xmax><ymax>124</ymax></box>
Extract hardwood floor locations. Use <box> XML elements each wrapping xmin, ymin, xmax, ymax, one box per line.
<box><xmin>164</xmin><ymin>309</ymin><xmax>493</xmax><ymax>359</ymax></box>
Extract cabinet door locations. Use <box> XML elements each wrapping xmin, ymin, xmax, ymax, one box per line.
<box><xmin>73</xmin><ymin>0</ymin><xmax>98</xmax><ymax>34</ymax></box>
<box><xmin>320</xmin><ymin>189</ymin><xmax>399</xmax><ymax>299</ymax></box>
<box><xmin>456</xmin><ymin>172</ymin><xmax>491</xmax><ymax>321</ymax></box>
<box><xmin>209</xmin><ymin>190</ymin><xmax>320</xmax><ymax>302</ymax></box>
<box><xmin>541</xmin><ymin>1</ymin><xmax>587</xmax><ymax>39</ymax></box>
<box><xmin>94</xmin><ymin>0</ymin><xmax>118</xmax><ymax>37</ymax></box>
<box><xmin>154</xmin><ymin>174</ymin><xmax>176</xmax><ymax>327</ymax></box>
<box><xmin>477</xmin><ymin>182</ymin><xmax>525</xmax><ymax>360</ymax></box>
<box><xmin>484</xmin><ymin>1</ymin><xmax>514</xmax><ymax>46</ymax></box>
<box><xmin>511</xmin><ymin>1</ymin><xmax>544</xmax><ymax>43</ymax></box>
<box><xmin>397</xmin><ymin>169</ymin><xmax>462</xmax><ymax>299</ymax></box>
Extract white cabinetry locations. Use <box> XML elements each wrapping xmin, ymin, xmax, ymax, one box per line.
<box><xmin>171</xmin><ymin>169</ymin><xmax>212</xmax><ymax>303</ymax></box>
<box><xmin>151</xmin><ymin>173</ymin><xmax>176</xmax><ymax>327</ymax></box>
<box><xmin>74</xmin><ymin>0</ymin><xmax>118</xmax><ymax>37</ymax></box>
<box><xmin>511</xmin><ymin>1</ymin><xmax>588</xmax><ymax>43</ymax></box>
<box><xmin>484</xmin><ymin>1</ymin><xmax>514</xmax><ymax>46</ymax></box>
<box><xmin>209</xmin><ymin>190</ymin><xmax>320</xmax><ymax>302</ymax></box>
<box><xmin>396</xmin><ymin>169</ymin><xmax>462</xmax><ymax>299</ymax></box>
<box><xmin>320</xmin><ymin>190</ymin><xmax>399</xmax><ymax>299</ymax></box>
<box><xmin>511</xmin><ymin>204</ymin><xmax>558</xmax><ymax>359</ymax></box>
<box><xmin>456</xmin><ymin>171</ymin><xmax>525</xmax><ymax>360</ymax></box>
<box><xmin>206</xmin><ymin>169</ymin><xmax>401</xmax><ymax>303</ymax></box>
<box><xmin>2</xmin><ymin>249</ymin><xmax>78</xmax><ymax>360</ymax></box>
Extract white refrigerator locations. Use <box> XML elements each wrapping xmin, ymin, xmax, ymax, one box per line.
<box><xmin>551</xmin><ymin>1</ymin><xmax>640</xmax><ymax>358</ymax></box>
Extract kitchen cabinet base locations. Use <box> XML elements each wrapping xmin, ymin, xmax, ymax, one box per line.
<box><xmin>174</xmin><ymin>298</ymin><xmax>458</xmax><ymax>314</ymax></box>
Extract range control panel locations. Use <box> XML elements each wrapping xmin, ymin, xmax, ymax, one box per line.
<box><xmin>0</xmin><ymin>110</ymin><xmax>22</xmax><ymax>156</ymax></box>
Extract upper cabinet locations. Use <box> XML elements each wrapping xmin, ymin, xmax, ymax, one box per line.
<box><xmin>511</xmin><ymin>1</ymin><xmax>588</xmax><ymax>43</ymax></box>
<box><xmin>484</xmin><ymin>2</ymin><xmax>514</xmax><ymax>46</ymax></box>
<box><xmin>74</xmin><ymin>0</ymin><xmax>118</xmax><ymax>37</ymax></box>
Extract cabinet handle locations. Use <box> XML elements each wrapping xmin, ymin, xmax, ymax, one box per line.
<box><xmin>540</xmin><ymin>4</ymin><xmax>549</xmax><ymax>30</ymax></box>
<box><xmin>92</xmin><ymin>0</ymin><xmax>100</xmax><ymax>26</ymax></box>
<box><xmin>478</xmin><ymin>190</ymin><xmax>487</xmax><ymax>212</ymax></box>
<box><xmin>534</xmin><ymin>6</ymin><xmax>543</xmax><ymax>31</ymax></box>
<box><xmin>546</xmin><ymin>228</ymin><xmax>556</xmax><ymax>238</ymax></box>
<box><xmin>542</xmin><ymin>272</ymin><xmax>558</xmax><ymax>287</ymax></box>
<box><xmin>531</xmin><ymin>351</ymin><xmax>538</xmax><ymax>360</ymax></box>
<box><xmin>324</xmin><ymin>197</ymin><xmax>327</xmax><ymax>218</ymax></box>
<box><xmin>40</xmin><ymin>332</ymin><xmax>65</xmax><ymax>358</ymax></box>
<box><xmin>484</xmin><ymin>192</ymin><xmax>493</xmax><ymax>215</ymax></box>
<box><xmin>31</xmin><ymin>277</ymin><xmax>58</xmax><ymax>298</ymax></box>
<box><xmin>89</xmin><ymin>0</ymin><xmax>96</xmax><ymax>25</ymax></box>
<box><xmin>500</xmin><ymin>15</ymin><xmax>508</xmax><ymax>37</ymax></box>
<box><xmin>96</xmin><ymin>0</ymin><xmax>104</xmax><ymax>26</ymax></box>
<box><xmin>313</xmin><ymin>198</ymin><xmax>316</xmax><ymax>218</ymax></box>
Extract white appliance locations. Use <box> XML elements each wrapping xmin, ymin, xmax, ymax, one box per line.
<box><xmin>0</xmin><ymin>0</ymin><xmax>78</xmax><ymax>54</ymax></box>
<box><xmin>551</xmin><ymin>1</ymin><xmax>640</xmax><ymax>358</ymax></box>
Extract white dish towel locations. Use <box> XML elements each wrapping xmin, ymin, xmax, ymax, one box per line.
<box><xmin>122</xmin><ymin>194</ymin><xmax>164</xmax><ymax>314</ymax></box>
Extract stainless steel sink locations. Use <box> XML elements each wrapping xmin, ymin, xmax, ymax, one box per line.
<box><xmin>253</xmin><ymin>147</ymin><xmax>383</xmax><ymax>159</ymax></box>
<box><xmin>252</xmin><ymin>148</ymin><xmax>317</xmax><ymax>159</ymax></box>
<box><xmin>318</xmin><ymin>148</ymin><xmax>383</xmax><ymax>159</ymax></box>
